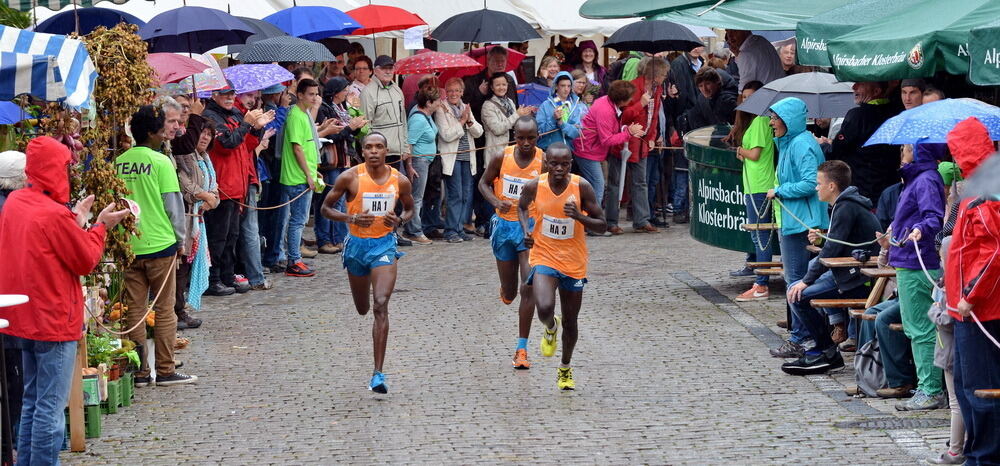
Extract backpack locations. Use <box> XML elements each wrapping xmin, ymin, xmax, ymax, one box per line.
<box><xmin>854</xmin><ymin>338</ymin><xmax>888</xmax><ymax>397</ymax></box>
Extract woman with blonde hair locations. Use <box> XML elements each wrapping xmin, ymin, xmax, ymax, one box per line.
<box><xmin>532</xmin><ymin>55</ymin><xmax>561</xmax><ymax>88</ymax></box>
<box><xmin>435</xmin><ymin>77</ymin><xmax>485</xmax><ymax>242</ymax></box>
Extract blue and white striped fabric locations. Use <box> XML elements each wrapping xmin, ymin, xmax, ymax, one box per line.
<box><xmin>0</xmin><ymin>25</ymin><xmax>97</xmax><ymax>108</ymax></box>
<box><xmin>0</xmin><ymin>52</ymin><xmax>64</xmax><ymax>102</ymax></box>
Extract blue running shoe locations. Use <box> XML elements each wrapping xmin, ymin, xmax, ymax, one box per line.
<box><xmin>369</xmin><ymin>371</ymin><xmax>388</xmax><ymax>394</ymax></box>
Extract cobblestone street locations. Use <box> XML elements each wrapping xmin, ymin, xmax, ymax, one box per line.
<box><xmin>64</xmin><ymin>226</ymin><xmax>950</xmax><ymax>464</ymax></box>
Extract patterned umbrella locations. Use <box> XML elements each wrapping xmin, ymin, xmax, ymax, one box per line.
<box><xmin>155</xmin><ymin>53</ymin><xmax>227</xmax><ymax>96</ymax></box>
<box><xmin>237</xmin><ymin>35</ymin><xmax>335</xmax><ymax>64</ymax></box>
<box><xmin>227</xmin><ymin>17</ymin><xmax>288</xmax><ymax>55</ymax></box>
<box><xmin>5</xmin><ymin>0</ymin><xmax>149</xmax><ymax>12</ymax></box>
<box><xmin>263</xmin><ymin>6</ymin><xmax>362</xmax><ymax>41</ymax></box>
<box><xmin>223</xmin><ymin>64</ymin><xmax>293</xmax><ymax>95</ymax></box>
<box><xmin>147</xmin><ymin>53</ymin><xmax>209</xmax><ymax>85</ymax></box>
<box><xmin>395</xmin><ymin>51</ymin><xmax>482</xmax><ymax>75</ymax></box>
<box><xmin>347</xmin><ymin>5</ymin><xmax>426</xmax><ymax>36</ymax></box>
<box><xmin>864</xmin><ymin>98</ymin><xmax>1000</xmax><ymax>146</ymax></box>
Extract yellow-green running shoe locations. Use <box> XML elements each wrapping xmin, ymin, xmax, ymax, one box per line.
<box><xmin>557</xmin><ymin>367</ymin><xmax>575</xmax><ymax>390</ymax></box>
<box><xmin>540</xmin><ymin>316</ymin><xmax>560</xmax><ymax>357</ymax></box>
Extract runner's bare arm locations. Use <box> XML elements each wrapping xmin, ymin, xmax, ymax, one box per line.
<box><xmin>570</xmin><ymin>178</ymin><xmax>606</xmax><ymax>234</ymax></box>
<box><xmin>321</xmin><ymin>168</ymin><xmax>357</xmax><ymax>223</ymax></box>
<box><xmin>518</xmin><ymin>179</ymin><xmax>539</xmax><ymax>248</ymax></box>
<box><xmin>477</xmin><ymin>152</ymin><xmax>511</xmax><ymax>213</ymax></box>
<box><xmin>391</xmin><ymin>174</ymin><xmax>416</xmax><ymax>228</ymax></box>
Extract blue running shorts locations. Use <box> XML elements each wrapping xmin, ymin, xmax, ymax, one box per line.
<box><xmin>490</xmin><ymin>215</ymin><xmax>534</xmax><ymax>262</ymax></box>
<box><xmin>526</xmin><ymin>265</ymin><xmax>587</xmax><ymax>292</ymax></box>
<box><xmin>342</xmin><ymin>234</ymin><xmax>404</xmax><ymax>276</ymax></box>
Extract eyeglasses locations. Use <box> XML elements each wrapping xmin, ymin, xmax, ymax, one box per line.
<box><xmin>354</xmin><ymin>67</ymin><xmax>371</xmax><ymax>71</ymax></box>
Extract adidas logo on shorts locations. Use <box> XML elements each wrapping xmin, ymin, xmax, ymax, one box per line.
<box><xmin>574</xmin><ymin>280</ymin><xmax>584</xmax><ymax>287</ymax></box>
<box><xmin>379</xmin><ymin>255</ymin><xmax>390</xmax><ymax>262</ymax></box>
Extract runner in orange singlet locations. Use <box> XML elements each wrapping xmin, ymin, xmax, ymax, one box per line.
<box><xmin>518</xmin><ymin>142</ymin><xmax>606</xmax><ymax>390</ymax></box>
<box><xmin>321</xmin><ymin>132</ymin><xmax>415</xmax><ymax>394</ymax></box>
<box><xmin>478</xmin><ymin>117</ymin><xmax>544</xmax><ymax>369</ymax></box>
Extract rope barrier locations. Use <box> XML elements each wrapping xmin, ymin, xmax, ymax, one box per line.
<box><xmin>771</xmin><ymin>197</ymin><xmax>882</xmax><ymax>248</ymax></box>
<box><xmin>219</xmin><ymin>186</ymin><xmax>311</xmax><ymax>211</ymax></box>
<box><xmin>86</xmin><ymin>254</ymin><xmax>177</xmax><ymax>337</ymax></box>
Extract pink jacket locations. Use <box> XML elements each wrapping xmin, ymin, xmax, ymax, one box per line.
<box><xmin>573</xmin><ymin>95</ymin><xmax>631</xmax><ymax>162</ymax></box>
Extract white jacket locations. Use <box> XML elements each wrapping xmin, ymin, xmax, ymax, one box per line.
<box><xmin>434</xmin><ymin>103</ymin><xmax>484</xmax><ymax>176</ymax></box>
<box><xmin>480</xmin><ymin>96</ymin><xmax>519</xmax><ymax>164</ymax></box>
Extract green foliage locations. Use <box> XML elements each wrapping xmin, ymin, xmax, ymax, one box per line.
<box><xmin>86</xmin><ymin>332</ymin><xmax>116</xmax><ymax>367</ymax></box>
<box><xmin>0</xmin><ymin>4</ymin><xmax>31</xmax><ymax>29</ymax></box>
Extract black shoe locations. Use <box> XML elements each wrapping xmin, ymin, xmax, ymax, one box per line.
<box><xmin>425</xmin><ymin>229</ymin><xmax>445</xmax><ymax>240</ymax></box>
<box><xmin>770</xmin><ymin>340</ymin><xmax>805</xmax><ymax>358</ymax></box>
<box><xmin>459</xmin><ymin>233</ymin><xmax>474</xmax><ymax>241</ymax></box>
<box><xmin>781</xmin><ymin>350</ymin><xmax>845</xmax><ymax>376</ymax></box>
<box><xmin>730</xmin><ymin>267</ymin><xmax>755</xmax><ymax>277</ymax></box>
<box><xmin>285</xmin><ymin>261</ymin><xmax>316</xmax><ymax>277</ymax></box>
<box><xmin>226</xmin><ymin>280</ymin><xmax>251</xmax><ymax>294</ymax></box>
<box><xmin>650</xmin><ymin>218</ymin><xmax>670</xmax><ymax>228</ymax></box>
<box><xmin>134</xmin><ymin>376</ymin><xmax>152</xmax><ymax>387</ymax></box>
<box><xmin>204</xmin><ymin>283</ymin><xmax>236</xmax><ymax>296</ymax></box>
<box><xmin>155</xmin><ymin>372</ymin><xmax>198</xmax><ymax>386</ymax></box>
<box><xmin>673</xmin><ymin>212</ymin><xmax>690</xmax><ymax>224</ymax></box>
<box><xmin>396</xmin><ymin>236</ymin><xmax>412</xmax><ymax>247</ymax></box>
<box><xmin>176</xmin><ymin>314</ymin><xmax>203</xmax><ymax>330</ymax></box>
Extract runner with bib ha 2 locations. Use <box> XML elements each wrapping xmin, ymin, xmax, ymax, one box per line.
<box><xmin>518</xmin><ymin>142</ymin><xmax>607</xmax><ymax>390</ymax></box>
<box><xmin>478</xmin><ymin>116</ymin><xmax>546</xmax><ymax>370</ymax></box>
<box><xmin>320</xmin><ymin>132</ymin><xmax>416</xmax><ymax>394</ymax></box>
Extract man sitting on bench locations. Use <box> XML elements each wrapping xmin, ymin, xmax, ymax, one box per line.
<box><xmin>782</xmin><ymin>160</ymin><xmax>882</xmax><ymax>375</ymax></box>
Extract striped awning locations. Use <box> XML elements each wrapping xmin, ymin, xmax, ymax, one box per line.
<box><xmin>0</xmin><ymin>25</ymin><xmax>97</xmax><ymax>108</ymax></box>
<box><xmin>0</xmin><ymin>51</ymin><xmax>64</xmax><ymax>102</ymax></box>
<box><xmin>4</xmin><ymin>0</ymin><xmax>130</xmax><ymax>12</ymax></box>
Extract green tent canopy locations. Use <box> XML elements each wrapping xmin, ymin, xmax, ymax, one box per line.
<box><xmin>825</xmin><ymin>0</ymin><xmax>1000</xmax><ymax>82</ymax></box>
<box><xmin>970</xmin><ymin>19</ymin><xmax>1000</xmax><ymax>86</ymax></box>
<box><xmin>648</xmin><ymin>0</ymin><xmax>854</xmax><ymax>31</ymax></box>
<box><xmin>796</xmin><ymin>0</ymin><xmax>923</xmax><ymax>67</ymax></box>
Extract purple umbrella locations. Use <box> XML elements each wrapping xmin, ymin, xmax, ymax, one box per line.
<box><xmin>223</xmin><ymin>64</ymin><xmax>294</xmax><ymax>95</ymax></box>
<box><xmin>139</xmin><ymin>6</ymin><xmax>254</xmax><ymax>54</ymax></box>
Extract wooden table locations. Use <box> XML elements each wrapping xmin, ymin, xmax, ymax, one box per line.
<box><xmin>819</xmin><ymin>257</ymin><xmax>879</xmax><ymax>268</ymax></box>
<box><xmin>975</xmin><ymin>389</ymin><xmax>1000</xmax><ymax>399</ymax></box>
<box><xmin>861</xmin><ymin>267</ymin><xmax>896</xmax><ymax>278</ymax></box>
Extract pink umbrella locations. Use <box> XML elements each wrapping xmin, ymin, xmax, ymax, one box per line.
<box><xmin>395</xmin><ymin>50</ymin><xmax>483</xmax><ymax>76</ymax></box>
<box><xmin>147</xmin><ymin>53</ymin><xmax>210</xmax><ymax>85</ymax></box>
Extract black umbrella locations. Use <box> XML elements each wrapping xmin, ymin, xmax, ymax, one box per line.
<box><xmin>736</xmin><ymin>72</ymin><xmax>856</xmax><ymax>118</ymax></box>
<box><xmin>237</xmin><ymin>35</ymin><xmax>335</xmax><ymax>63</ymax></box>
<box><xmin>227</xmin><ymin>17</ymin><xmax>289</xmax><ymax>54</ymax></box>
<box><xmin>139</xmin><ymin>6</ymin><xmax>254</xmax><ymax>54</ymax></box>
<box><xmin>603</xmin><ymin>20</ymin><xmax>702</xmax><ymax>53</ymax></box>
<box><xmin>432</xmin><ymin>8</ymin><xmax>540</xmax><ymax>43</ymax></box>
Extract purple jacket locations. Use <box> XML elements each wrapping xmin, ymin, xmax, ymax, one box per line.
<box><xmin>889</xmin><ymin>153</ymin><xmax>945</xmax><ymax>270</ymax></box>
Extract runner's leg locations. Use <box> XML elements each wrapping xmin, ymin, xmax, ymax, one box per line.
<box><xmin>347</xmin><ymin>273</ymin><xmax>371</xmax><ymax>316</ymax></box>
<box><xmin>558</xmin><ymin>287</ymin><xmax>583</xmax><ymax>366</ymax></box>
<box><xmin>496</xmin><ymin>259</ymin><xmax>519</xmax><ymax>304</ymax></box>
<box><xmin>516</xmin><ymin>251</ymin><xmax>534</xmax><ymax>340</ymax></box>
<box><xmin>369</xmin><ymin>263</ymin><xmax>398</xmax><ymax>373</ymax></box>
<box><xmin>534</xmin><ymin>273</ymin><xmax>559</xmax><ymax>330</ymax></box>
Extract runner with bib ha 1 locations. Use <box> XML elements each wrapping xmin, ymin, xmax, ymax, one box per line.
<box><xmin>518</xmin><ymin>142</ymin><xmax>607</xmax><ymax>390</ymax></box>
<box><xmin>320</xmin><ymin>132</ymin><xmax>416</xmax><ymax>394</ymax></box>
<box><xmin>478</xmin><ymin>116</ymin><xmax>545</xmax><ymax>370</ymax></box>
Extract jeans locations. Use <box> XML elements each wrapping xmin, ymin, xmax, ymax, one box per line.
<box><xmin>897</xmin><ymin>268</ymin><xmax>943</xmax><ymax>395</ymax></box>
<box><xmin>422</xmin><ymin>156</ymin><xmax>445</xmax><ymax>235</ymax></box>
<box><xmin>260</xmin><ymin>180</ymin><xmax>286</xmax><ymax>267</ymax></box>
<box><xmin>204</xmin><ymin>198</ymin><xmax>240</xmax><ymax>286</ymax></box>
<box><xmin>954</xmin><ymin>319</ymin><xmax>1000</xmax><ymax>464</ymax></box>
<box><xmin>745</xmin><ymin>193</ymin><xmax>774</xmax><ymax>286</ymax></box>
<box><xmin>282</xmin><ymin>183</ymin><xmax>312</xmax><ymax>263</ymax></box>
<box><xmin>672</xmin><ymin>168</ymin><xmax>689</xmax><ymax>214</ymax></box>
<box><xmin>789</xmin><ymin>271</ymin><xmax>869</xmax><ymax>353</ymax></box>
<box><xmin>444</xmin><ymin>160</ymin><xmax>474</xmax><ymax>238</ymax></box>
<box><xmin>314</xmin><ymin>168</ymin><xmax>348</xmax><ymax>247</ymax></box>
<box><xmin>606</xmin><ymin>155</ymin><xmax>651</xmax><ymax>228</ymax></box>
<box><xmin>780</xmin><ymin>232</ymin><xmax>812</xmax><ymax>345</ymax></box>
<box><xmin>406</xmin><ymin>156</ymin><xmax>432</xmax><ymax>236</ymax></box>
<box><xmin>574</xmin><ymin>156</ymin><xmax>605</xmax><ymax>207</ymax></box>
<box><xmin>238</xmin><ymin>184</ymin><xmax>266</xmax><ymax>286</ymax></box>
<box><xmin>16</xmin><ymin>338</ymin><xmax>76</xmax><ymax>466</ymax></box>
<box><xmin>646</xmin><ymin>150</ymin><xmax>663</xmax><ymax>216</ymax></box>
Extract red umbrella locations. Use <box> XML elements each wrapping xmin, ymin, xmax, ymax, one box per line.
<box><xmin>147</xmin><ymin>53</ymin><xmax>210</xmax><ymax>85</ymax></box>
<box><xmin>347</xmin><ymin>5</ymin><xmax>426</xmax><ymax>36</ymax></box>
<box><xmin>437</xmin><ymin>45</ymin><xmax>527</xmax><ymax>84</ymax></box>
<box><xmin>395</xmin><ymin>51</ymin><xmax>483</xmax><ymax>76</ymax></box>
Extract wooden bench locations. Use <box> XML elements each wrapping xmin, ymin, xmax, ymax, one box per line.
<box><xmin>747</xmin><ymin>261</ymin><xmax>783</xmax><ymax>269</ymax></box>
<box><xmin>755</xmin><ymin>268</ymin><xmax>784</xmax><ymax>276</ymax></box>
<box><xmin>975</xmin><ymin>389</ymin><xmax>1000</xmax><ymax>399</ymax></box>
<box><xmin>849</xmin><ymin>308</ymin><xmax>877</xmax><ymax>321</ymax></box>
<box><xmin>861</xmin><ymin>267</ymin><xmax>897</xmax><ymax>278</ymax></box>
<box><xmin>889</xmin><ymin>323</ymin><xmax>904</xmax><ymax>332</ymax></box>
<box><xmin>811</xmin><ymin>298</ymin><xmax>869</xmax><ymax>309</ymax></box>
<box><xmin>741</xmin><ymin>222</ymin><xmax>778</xmax><ymax>231</ymax></box>
<box><xmin>806</xmin><ymin>244</ymin><xmax>821</xmax><ymax>254</ymax></box>
<box><xmin>819</xmin><ymin>257</ymin><xmax>879</xmax><ymax>268</ymax></box>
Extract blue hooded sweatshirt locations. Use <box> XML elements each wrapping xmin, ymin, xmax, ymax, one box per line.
<box><xmin>888</xmin><ymin>142</ymin><xmax>946</xmax><ymax>270</ymax></box>
<box><xmin>770</xmin><ymin>97</ymin><xmax>829</xmax><ymax>235</ymax></box>
<box><xmin>536</xmin><ymin>71</ymin><xmax>588</xmax><ymax>151</ymax></box>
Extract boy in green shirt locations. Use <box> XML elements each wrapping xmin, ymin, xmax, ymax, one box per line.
<box><xmin>279</xmin><ymin>78</ymin><xmax>323</xmax><ymax>277</ymax></box>
<box><xmin>733</xmin><ymin>108</ymin><xmax>777</xmax><ymax>302</ymax></box>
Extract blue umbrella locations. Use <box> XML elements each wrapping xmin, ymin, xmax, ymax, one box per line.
<box><xmin>516</xmin><ymin>84</ymin><xmax>550</xmax><ymax>108</ymax></box>
<box><xmin>139</xmin><ymin>6</ymin><xmax>254</xmax><ymax>54</ymax></box>
<box><xmin>263</xmin><ymin>6</ymin><xmax>362</xmax><ymax>41</ymax></box>
<box><xmin>0</xmin><ymin>102</ymin><xmax>30</xmax><ymax>125</ymax></box>
<box><xmin>35</xmin><ymin>7</ymin><xmax>145</xmax><ymax>35</ymax></box>
<box><xmin>864</xmin><ymin>98</ymin><xmax>1000</xmax><ymax>146</ymax></box>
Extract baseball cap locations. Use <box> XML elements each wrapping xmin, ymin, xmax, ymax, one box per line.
<box><xmin>214</xmin><ymin>79</ymin><xmax>237</xmax><ymax>94</ymax></box>
<box><xmin>373</xmin><ymin>55</ymin><xmax>395</xmax><ymax>68</ymax></box>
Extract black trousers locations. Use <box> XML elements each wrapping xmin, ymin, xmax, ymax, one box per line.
<box><xmin>205</xmin><ymin>199</ymin><xmax>240</xmax><ymax>286</ymax></box>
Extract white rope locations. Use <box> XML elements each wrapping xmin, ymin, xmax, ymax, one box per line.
<box><xmin>771</xmin><ymin>197</ymin><xmax>882</xmax><ymax>248</ymax></box>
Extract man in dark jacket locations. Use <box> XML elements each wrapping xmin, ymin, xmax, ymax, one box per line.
<box><xmin>665</xmin><ymin>47</ymin><xmax>705</xmax><ymax>224</ymax></box>
<box><xmin>201</xmin><ymin>85</ymin><xmax>273</xmax><ymax>295</ymax></box>
<box><xmin>829</xmin><ymin>81</ymin><xmax>899</xmax><ymax>202</ymax></box>
<box><xmin>680</xmin><ymin>67</ymin><xmax>737</xmax><ymax>131</ymax></box>
<box><xmin>782</xmin><ymin>160</ymin><xmax>881</xmax><ymax>376</ymax></box>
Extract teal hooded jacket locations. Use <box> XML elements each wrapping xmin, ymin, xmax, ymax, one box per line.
<box><xmin>769</xmin><ymin>97</ymin><xmax>829</xmax><ymax>235</ymax></box>
<box><xmin>536</xmin><ymin>71</ymin><xmax>588</xmax><ymax>151</ymax></box>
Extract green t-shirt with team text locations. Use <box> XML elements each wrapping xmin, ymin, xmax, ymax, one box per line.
<box><xmin>741</xmin><ymin>115</ymin><xmax>777</xmax><ymax>194</ymax></box>
<box><xmin>281</xmin><ymin>104</ymin><xmax>319</xmax><ymax>186</ymax></box>
<box><xmin>115</xmin><ymin>146</ymin><xmax>180</xmax><ymax>255</ymax></box>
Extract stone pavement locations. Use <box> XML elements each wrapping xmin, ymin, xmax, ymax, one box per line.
<box><xmin>64</xmin><ymin>225</ymin><xmax>951</xmax><ymax>464</ymax></box>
